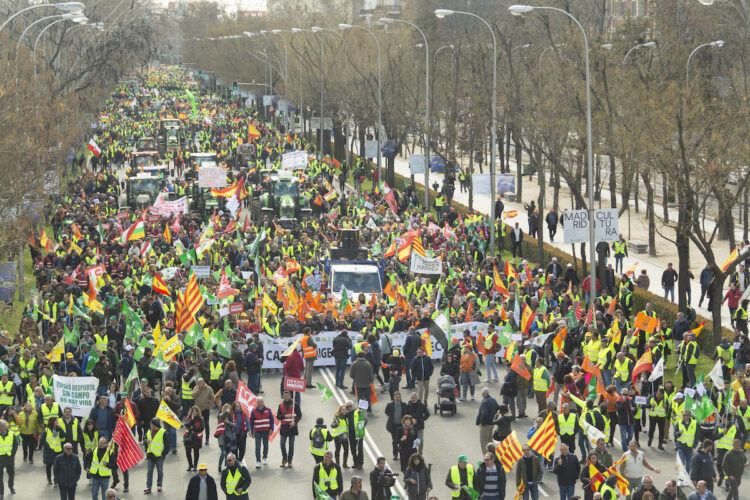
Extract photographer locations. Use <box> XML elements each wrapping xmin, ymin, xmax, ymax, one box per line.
<box><xmin>369</xmin><ymin>457</ymin><xmax>395</xmax><ymax>500</ymax></box>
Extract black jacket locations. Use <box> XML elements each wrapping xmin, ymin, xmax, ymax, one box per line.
<box><xmin>369</xmin><ymin>466</ymin><xmax>394</xmax><ymax>500</ymax></box>
<box><xmin>476</xmin><ymin>395</ymin><xmax>500</xmax><ymax>426</ymax></box>
<box><xmin>220</xmin><ymin>464</ymin><xmax>252</xmax><ymax>498</ymax></box>
<box><xmin>332</xmin><ymin>333</ymin><xmax>352</xmax><ymax>360</ymax></box>
<box><xmin>552</xmin><ymin>453</ymin><xmax>581</xmax><ymax>486</ymax></box>
<box><xmin>404</xmin><ymin>400</ymin><xmax>430</xmax><ymax>430</ymax></box>
<box><xmin>53</xmin><ymin>452</ymin><xmax>82</xmax><ymax>488</ymax></box>
<box><xmin>475</xmin><ymin>459</ymin><xmax>506</xmax><ymax>499</ymax></box>
<box><xmin>185</xmin><ymin>473</ymin><xmax>219</xmax><ymax>500</ymax></box>
<box><xmin>689</xmin><ymin>449</ymin><xmax>716</xmax><ymax>484</ymax></box>
<box><xmin>410</xmin><ymin>355</ymin><xmax>434</xmax><ymax>381</ymax></box>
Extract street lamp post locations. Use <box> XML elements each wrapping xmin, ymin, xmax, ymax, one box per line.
<box><xmin>686</xmin><ymin>40</ymin><xmax>724</xmax><ymax>86</ymax></box>
<box><xmin>380</xmin><ymin>16</ymin><xmax>431</xmax><ymax>209</ymax></box>
<box><xmin>311</xmin><ymin>27</ymin><xmax>326</xmax><ymax>158</ymax></box>
<box><xmin>15</xmin><ymin>12</ymin><xmax>84</xmax><ymax>56</ymax></box>
<box><xmin>32</xmin><ymin>16</ymin><xmax>88</xmax><ymax>76</ymax></box>
<box><xmin>339</xmin><ymin>23</ymin><xmax>383</xmax><ymax>187</ymax></box>
<box><xmin>623</xmin><ymin>41</ymin><xmax>656</xmax><ymax>64</ymax></box>
<box><xmin>509</xmin><ymin>4</ymin><xmax>598</xmax><ymax>305</ymax></box>
<box><xmin>0</xmin><ymin>2</ymin><xmax>83</xmax><ymax>35</ymax></box>
<box><xmin>435</xmin><ymin>8</ymin><xmax>498</xmax><ymax>253</ymax></box>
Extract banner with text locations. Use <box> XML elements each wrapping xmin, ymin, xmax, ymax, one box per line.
<box><xmin>410</xmin><ymin>253</ymin><xmax>443</xmax><ymax>275</ymax></box>
<box><xmin>281</xmin><ymin>150</ymin><xmax>308</xmax><ymax>170</ymax></box>
<box><xmin>52</xmin><ymin>376</ymin><xmax>99</xmax><ymax>418</ymax></box>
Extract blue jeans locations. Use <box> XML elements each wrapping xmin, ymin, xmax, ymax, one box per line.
<box><xmin>677</xmin><ymin>445</ymin><xmax>693</xmax><ymax>473</ymax></box>
<box><xmin>280</xmin><ymin>434</ymin><xmax>295</xmax><ymax>462</ymax></box>
<box><xmin>167</xmin><ymin>426</ymin><xmax>177</xmax><ymax>451</ymax></box>
<box><xmin>254</xmin><ymin>431</ymin><xmax>269</xmax><ymax>462</ymax></box>
<box><xmin>558</xmin><ymin>484</ymin><xmax>575</xmax><ymax>500</ymax></box>
<box><xmin>335</xmin><ymin>358</ymin><xmax>347</xmax><ymax>387</ymax></box>
<box><xmin>485</xmin><ymin>353</ymin><xmax>498</xmax><ymax>381</ymax></box>
<box><xmin>664</xmin><ymin>286</ymin><xmax>675</xmax><ymax>302</ymax></box>
<box><xmin>601</xmin><ymin>369</ymin><xmax>612</xmax><ymax>388</ymax></box>
<box><xmin>523</xmin><ymin>481</ymin><xmax>539</xmax><ymax>500</ymax></box>
<box><xmin>91</xmin><ymin>477</ymin><xmax>109</xmax><ymax>500</ymax></box>
<box><xmin>614</xmin><ymin>379</ymin><xmax>631</xmax><ymax>393</ymax></box>
<box><xmin>620</xmin><ymin>424</ymin><xmax>634</xmax><ymax>451</ymax></box>
<box><xmin>146</xmin><ymin>456</ymin><xmax>164</xmax><ymax>489</ymax></box>
<box><xmin>615</xmin><ymin>255</ymin><xmax>624</xmax><ymax>273</ymax></box>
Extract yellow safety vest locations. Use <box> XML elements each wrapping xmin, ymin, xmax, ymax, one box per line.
<box><xmin>45</xmin><ymin>429</ymin><xmax>62</xmax><ymax>453</ymax></box>
<box><xmin>533</xmin><ymin>367</ymin><xmax>549</xmax><ymax>392</ymax></box>
<box><xmin>449</xmin><ymin>464</ymin><xmax>474</xmax><ymax>498</ymax></box>
<box><xmin>686</xmin><ymin>341</ymin><xmax>698</xmax><ymax>365</ymax></box>
<box><xmin>716</xmin><ymin>346</ymin><xmax>734</xmax><ymax>370</ymax></box>
<box><xmin>181</xmin><ymin>380</ymin><xmax>194</xmax><ymax>400</ymax></box>
<box><xmin>83</xmin><ymin>431</ymin><xmax>99</xmax><ymax>453</ymax></box>
<box><xmin>209</xmin><ymin>361</ymin><xmax>223</xmax><ymax>381</ymax></box>
<box><xmin>146</xmin><ymin>428</ymin><xmax>166</xmax><ymax>457</ymax></box>
<box><xmin>614</xmin><ymin>358</ymin><xmax>631</xmax><ymax>382</ymax></box>
<box><xmin>19</xmin><ymin>358</ymin><xmax>36</xmax><ymax>378</ymax></box>
<box><xmin>94</xmin><ymin>333</ymin><xmax>109</xmax><ymax>352</ymax></box>
<box><xmin>671</xmin><ymin>401</ymin><xmax>685</xmax><ymax>424</ymax></box>
<box><xmin>717</xmin><ymin>425</ymin><xmax>737</xmax><ymax>450</ymax></box>
<box><xmin>329</xmin><ymin>417</ymin><xmax>348</xmax><ymax>438</ymax></box>
<box><xmin>0</xmin><ymin>433</ymin><xmax>13</xmax><ymax>456</ymax></box>
<box><xmin>0</xmin><ymin>382</ymin><xmax>13</xmax><ymax>406</ymax></box>
<box><xmin>89</xmin><ymin>448</ymin><xmax>112</xmax><ymax>477</ymax></box>
<box><xmin>600</xmin><ymin>483</ymin><xmax>617</xmax><ymax>500</ymax></box>
<box><xmin>224</xmin><ymin>468</ymin><xmax>243</xmax><ymax>494</ymax></box>
<box><xmin>558</xmin><ymin>413</ymin><xmax>576</xmax><ymax>435</ymax></box>
<box><xmin>648</xmin><ymin>398</ymin><xmax>666</xmax><ymax>418</ymax></box>
<box><xmin>60</xmin><ymin>418</ymin><xmax>79</xmax><ymax>442</ymax></box>
<box><xmin>309</xmin><ymin>428</ymin><xmax>330</xmax><ymax>456</ymax></box>
<box><xmin>318</xmin><ymin>465</ymin><xmax>339</xmax><ymax>492</ymax></box>
<box><xmin>41</xmin><ymin>403</ymin><xmax>59</xmax><ymax>427</ymax></box>
<box><xmin>677</xmin><ymin>419</ymin><xmax>697</xmax><ymax>447</ymax></box>
<box><xmin>738</xmin><ymin>406</ymin><xmax>750</xmax><ymax>431</ymax></box>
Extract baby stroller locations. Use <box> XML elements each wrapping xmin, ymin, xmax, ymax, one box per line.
<box><xmin>434</xmin><ymin>375</ymin><xmax>457</xmax><ymax>416</ymax></box>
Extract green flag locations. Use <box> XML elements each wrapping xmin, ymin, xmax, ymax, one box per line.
<box><xmin>694</xmin><ymin>395</ymin><xmax>716</xmax><ymax>423</ymax></box>
<box><xmin>126</xmin><ymin>363</ymin><xmax>139</xmax><ymax>389</ymax></box>
<box><xmin>538</xmin><ymin>297</ymin><xmax>548</xmax><ymax>314</ymax></box>
<box><xmin>313</xmin><ymin>483</ymin><xmax>332</xmax><ymax>500</ymax></box>
<box><xmin>684</xmin><ymin>392</ymin><xmax>697</xmax><ymax>416</ymax></box>
<box><xmin>317</xmin><ymin>382</ymin><xmax>333</xmax><ymax>402</ymax></box>
<box><xmin>149</xmin><ymin>352</ymin><xmax>169</xmax><ymax>373</ymax></box>
<box><xmin>497</xmin><ymin>323</ymin><xmax>513</xmax><ymax>347</ymax></box>
<box><xmin>133</xmin><ymin>336</ymin><xmax>150</xmax><ymax>362</ymax></box>
<box><xmin>338</xmin><ymin>286</ymin><xmax>350</xmax><ymax>311</ymax></box>
<box><xmin>71</xmin><ymin>302</ymin><xmax>91</xmax><ymax>321</ymax></box>
<box><xmin>183</xmin><ymin>323</ymin><xmax>202</xmax><ymax>347</ymax></box>
<box><xmin>0</xmin><ymin>362</ymin><xmax>9</xmax><ymax>377</ymax></box>
<box><xmin>215</xmin><ymin>331</ymin><xmax>232</xmax><ymax>359</ymax></box>
<box><xmin>85</xmin><ymin>348</ymin><xmax>100</xmax><ymax>373</ymax></box>
<box><xmin>63</xmin><ymin>324</ymin><xmax>80</xmax><ymax>345</ymax></box>
<box><xmin>461</xmin><ymin>486</ymin><xmax>480</xmax><ymax>500</ymax></box>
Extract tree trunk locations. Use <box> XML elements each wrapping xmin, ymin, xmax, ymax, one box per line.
<box><xmin>710</xmin><ymin>270</ymin><xmax>728</xmax><ymax>344</ymax></box>
<box><xmin>332</xmin><ymin>124</ymin><xmax>345</xmax><ymax>161</ymax></box>
<box><xmin>580</xmin><ymin>242</ymin><xmax>589</xmax><ymax>277</ymax></box>
<box><xmin>514</xmin><ymin>128</ymin><xmax>522</xmax><ymax>203</ymax></box>
<box><xmin>717</xmin><ymin>194</ymin><xmax>734</xmax><ymax>244</ymax></box>
<box><xmin>358</xmin><ymin>126</ymin><xmax>365</xmax><ymax>162</ymax></box>
<box><xmin>553</xmin><ymin>169</ymin><xmax>560</xmax><ymax>212</ymax></box>
<box><xmin>642</xmin><ymin>171</ymin><xmax>657</xmax><ymax>256</ymax></box>
<box><xmin>537</xmin><ymin>149</ymin><xmax>546</xmax><ymax>264</ymax></box>
<box><xmin>468</xmin><ymin>152</ymin><xmax>474</xmax><ymax>211</ymax></box>
<box><xmin>676</xmin><ymin>190</ymin><xmax>691</xmax><ymax>311</ymax></box>
<box><xmin>744</xmin><ymin>187</ymin><xmax>749</xmax><ymax>241</ymax></box>
<box><xmin>662</xmin><ymin>173</ymin><xmax>669</xmax><ymax>224</ymax></box>
<box><xmin>505</xmin><ymin>124</ymin><xmax>512</xmax><ymax>174</ymax></box>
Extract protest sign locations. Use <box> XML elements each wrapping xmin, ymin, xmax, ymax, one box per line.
<box><xmin>53</xmin><ymin>376</ymin><xmax>98</xmax><ymax>418</ymax></box>
<box><xmin>410</xmin><ymin>253</ymin><xmax>443</xmax><ymax>275</ymax></box>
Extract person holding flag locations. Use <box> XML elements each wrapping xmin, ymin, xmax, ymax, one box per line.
<box><xmin>444</xmin><ymin>454</ymin><xmax>476</xmax><ymax>500</ymax></box>
<box><xmin>516</xmin><ymin>444</ymin><xmax>542</xmax><ymax>500</ymax></box>
<box><xmin>312</xmin><ymin>451</ymin><xmax>342</xmax><ymax>500</ymax></box>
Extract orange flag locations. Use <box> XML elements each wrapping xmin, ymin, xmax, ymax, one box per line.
<box><xmin>510</xmin><ymin>354</ymin><xmax>531</xmax><ymax>380</ymax></box>
<box><xmin>464</xmin><ymin>301</ymin><xmax>474</xmax><ymax>322</ymax></box>
<box><xmin>606</xmin><ymin>296</ymin><xmax>618</xmax><ymax>316</ymax></box>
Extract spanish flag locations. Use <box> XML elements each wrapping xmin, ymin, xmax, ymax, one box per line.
<box><xmin>152</xmin><ymin>272</ymin><xmax>171</xmax><ymax>297</ymax></box>
<box><xmin>247</xmin><ymin>123</ymin><xmax>261</xmax><ymax>142</ymax></box>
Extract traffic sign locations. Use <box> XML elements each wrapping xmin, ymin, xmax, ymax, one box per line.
<box><xmin>561</xmin><ymin>208</ymin><xmax>619</xmax><ymax>244</ymax></box>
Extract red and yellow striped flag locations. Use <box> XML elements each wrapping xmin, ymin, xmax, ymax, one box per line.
<box><xmin>495</xmin><ymin>431</ymin><xmax>523</xmax><ymax>472</ymax></box>
<box><xmin>412</xmin><ymin>236</ymin><xmax>426</xmax><ymax>257</ymax></box>
<box><xmin>184</xmin><ymin>272</ymin><xmax>204</xmax><ymax>317</ymax></box>
<box><xmin>527</xmin><ymin>411</ymin><xmax>557</xmax><ymax>459</ymax></box>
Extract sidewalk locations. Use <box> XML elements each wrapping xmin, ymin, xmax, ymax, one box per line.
<box><xmin>359</xmin><ymin>143</ymin><xmax>738</xmax><ymax>327</ymax></box>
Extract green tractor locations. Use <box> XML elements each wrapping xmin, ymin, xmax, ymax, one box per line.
<box><xmin>252</xmin><ymin>173</ymin><xmax>310</xmax><ymax>228</ymax></box>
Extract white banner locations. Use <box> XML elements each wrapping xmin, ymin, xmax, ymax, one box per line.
<box><xmin>410</xmin><ymin>253</ymin><xmax>443</xmax><ymax>275</ymax></box>
<box><xmin>152</xmin><ymin>196</ymin><xmax>189</xmax><ymax>218</ymax></box>
<box><xmin>365</xmin><ymin>140</ymin><xmax>379</xmax><ymax>159</ymax></box>
<box><xmin>52</xmin><ymin>376</ymin><xmax>99</xmax><ymax>418</ymax></box>
<box><xmin>259</xmin><ymin>330</ymin><xmax>444</xmax><ymax>369</ymax></box>
<box><xmin>198</xmin><ymin>166</ymin><xmax>227</xmax><ymax>188</ymax></box>
<box><xmin>472</xmin><ymin>174</ymin><xmax>491</xmax><ymax>195</ymax></box>
<box><xmin>281</xmin><ymin>151</ymin><xmax>308</xmax><ymax>170</ymax></box>
<box><xmin>409</xmin><ymin>154</ymin><xmax>425</xmax><ymax>175</ymax></box>
<box><xmin>562</xmin><ymin>208</ymin><xmax>620</xmax><ymax>244</ymax></box>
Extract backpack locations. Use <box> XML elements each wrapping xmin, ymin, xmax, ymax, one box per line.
<box><xmin>311</xmin><ymin>427</ymin><xmax>325</xmax><ymax>449</ymax></box>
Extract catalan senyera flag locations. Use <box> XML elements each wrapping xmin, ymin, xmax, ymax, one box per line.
<box><xmin>631</xmin><ymin>349</ymin><xmax>653</xmax><ymax>384</ymax></box>
<box><xmin>589</xmin><ymin>463</ymin><xmax>606</xmax><ymax>491</ymax></box>
<box><xmin>39</xmin><ymin>229</ymin><xmax>53</xmax><ymax>252</ymax></box>
<box><xmin>494</xmin><ymin>431</ymin><xmax>523</xmax><ymax>472</ymax></box>
<box><xmin>152</xmin><ymin>272</ymin><xmax>171</xmax><ymax>297</ymax></box>
<box><xmin>513</xmin><ymin>481</ymin><xmax>525</xmax><ymax>500</ymax></box>
<box><xmin>527</xmin><ymin>411</ymin><xmax>557</xmax><ymax>459</ymax></box>
<box><xmin>175</xmin><ymin>290</ymin><xmax>196</xmax><ymax>333</ymax></box>
<box><xmin>412</xmin><ymin>236</ymin><xmax>426</xmax><ymax>257</ymax></box>
<box><xmin>624</xmin><ymin>260</ymin><xmax>639</xmax><ymax>277</ymax></box>
<box><xmin>163</xmin><ymin>224</ymin><xmax>172</xmax><ymax>244</ymax></box>
<box><xmin>184</xmin><ymin>272</ymin><xmax>204</xmax><ymax>318</ymax></box>
<box><xmin>603</xmin><ymin>456</ymin><xmax>630</xmax><ymax>496</ymax></box>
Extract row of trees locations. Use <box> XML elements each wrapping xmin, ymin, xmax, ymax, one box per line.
<box><xmin>0</xmin><ymin>0</ymin><xmax>160</xmax><ymax>301</ymax></box>
<box><xmin>180</xmin><ymin>0</ymin><xmax>750</xmax><ymax>342</ymax></box>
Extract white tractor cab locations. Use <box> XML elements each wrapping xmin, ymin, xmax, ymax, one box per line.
<box><xmin>129</xmin><ymin>151</ymin><xmax>161</xmax><ymax>176</ymax></box>
<box><xmin>190</xmin><ymin>152</ymin><xmax>218</xmax><ymax>170</ymax></box>
<box><xmin>123</xmin><ymin>173</ymin><xmax>166</xmax><ymax>209</ymax></box>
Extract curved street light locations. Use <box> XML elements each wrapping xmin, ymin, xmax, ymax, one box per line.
<box><xmin>623</xmin><ymin>41</ymin><xmax>656</xmax><ymax>64</ymax></box>
<box><xmin>686</xmin><ymin>40</ymin><xmax>724</xmax><ymax>86</ymax></box>
<box><xmin>0</xmin><ymin>2</ymin><xmax>84</xmax><ymax>35</ymax></box>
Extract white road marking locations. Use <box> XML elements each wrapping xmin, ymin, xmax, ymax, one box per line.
<box><xmin>319</xmin><ymin>367</ymin><xmax>408</xmax><ymax>498</ymax></box>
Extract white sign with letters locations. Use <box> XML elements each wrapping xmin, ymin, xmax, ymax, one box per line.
<box><xmin>410</xmin><ymin>253</ymin><xmax>443</xmax><ymax>275</ymax></box>
<box><xmin>52</xmin><ymin>376</ymin><xmax>98</xmax><ymax>418</ymax></box>
<box><xmin>409</xmin><ymin>154</ymin><xmax>425</xmax><ymax>175</ymax></box>
<box><xmin>281</xmin><ymin>150</ymin><xmax>308</xmax><ymax>170</ymax></box>
<box><xmin>561</xmin><ymin>208</ymin><xmax>620</xmax><ymax>244</ymax></box>
<box><xmin>198</xmin><ymin>166</ymin><xmax>227</xmax><ymax>188</ymax></box>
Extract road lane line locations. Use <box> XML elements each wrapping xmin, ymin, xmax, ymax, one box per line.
<box><xmin>319</xmin><ymin>367</ymin><xmax>408</xmax><ymax>498</ymax></box>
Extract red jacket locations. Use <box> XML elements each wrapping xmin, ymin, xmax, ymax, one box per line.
<box><xmin>284</xmin><ymin>350</ymin><xmax>304</xmax><ymax>378</ymax></box>
<box><xmin>250</xmin><ymin>406</ymin><xmax>274</xmax><ymax>433</ymax></box>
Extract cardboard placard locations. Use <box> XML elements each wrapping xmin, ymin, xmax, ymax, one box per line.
<box><xmin>284</xmin><ymin>376</ymin><xmax>306</xmax><ymax>392</ymax></box>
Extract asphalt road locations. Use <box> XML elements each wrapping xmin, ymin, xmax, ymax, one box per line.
<box><xmin>9</xmin><ymin>360</ymin><xmax>709</xmax><ymax>499</ymax></box>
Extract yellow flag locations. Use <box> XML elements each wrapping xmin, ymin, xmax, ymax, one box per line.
<box><xmin>157</xmin><ymin>335</ymin><xmax>183</xmax><ymax>362</ymax></box>
<box><xmin>262</xmin><ymin>293</ymin><xmax>278</xmax><ymax>316</ymax></box>
<box><xmin>67</xmin><ymin>294</ymin><xmax>74</xmax><ymax>316</ymax></box>
<box><xmin>48</xmin><ymin>337</ymin><xmax>64</xmax><ymax>362</ymax></box>
<box><xmin>156</xmin><ymin>400</ymin><xmax>181</xmax><ymax>429</ymax></box>
<box><xmin>152</xmin><ymin>322</ymin><xmax>163</xmax><ymax>350</ymax></box>
<box><xmin>70</xmin><ymin>241</ymin><xmax>83</xmax><ymax>255</ymax></box>
<box><xmin>280</xmin><ymin>338</ymin><xmax>300</xmax><ymax>358</ymax></box>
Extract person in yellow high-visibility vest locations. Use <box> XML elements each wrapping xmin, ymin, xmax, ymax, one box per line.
<box><xmin>220</xmin><ymin>453</ymin><xmax>252</xmax><ymax>500</ymax></box>
<box><xmin>445</xmin><ymin>454</ymin><xmax>474</xmax><ymax>498</ymax></box>
<box><xmin>144</xmin><ymin>419</ymin><xmax>169</xmax><ymax>494</ymax></box>
<box><xmin>89</xmin><ymin>437</ymin><xmax>112</xmax><ymax>498</ymax></box>
<box><xmin>0</xmin><ymin>420</ymin><xmax>17</xmax><ymax>496</ymax></box>
<box><xmin>312</xmin><ymin>451</ymin><xmax>342</xmax><ymax>499</ymax></box>
<box><xmin>532</xmin><ymin>358</ymin><xmax>551</xmax><ymax>415</ymax></box>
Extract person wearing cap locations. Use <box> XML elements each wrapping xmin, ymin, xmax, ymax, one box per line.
<box><xmin>221</xmin><ymin>452</ymin><xmax>251</xmax><ymax>500</ymax></box>
<box><xmin>185</xmin><ymin>462</ymin><xmax>218</xmax><ymax>500</ymax></box>
<box><xmin>144</xmin><ymin>418</ymin><xmax>168</xmax><ymax>494</ymax></box>
<box><xmin>312</xmin><ymin>450</ymin><xmax>342</xmax><ymax>499</ymax></box>
<box><xmin>445</xmin><ymin>454</ymin><xmax>475</xmax><ymax>500</ymax></box>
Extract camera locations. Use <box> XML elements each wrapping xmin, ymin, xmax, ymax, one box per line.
<box><xmin>380</xmin><ymin>470</ymin><xmax>398</xmax><ymax>488</ymax></box>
